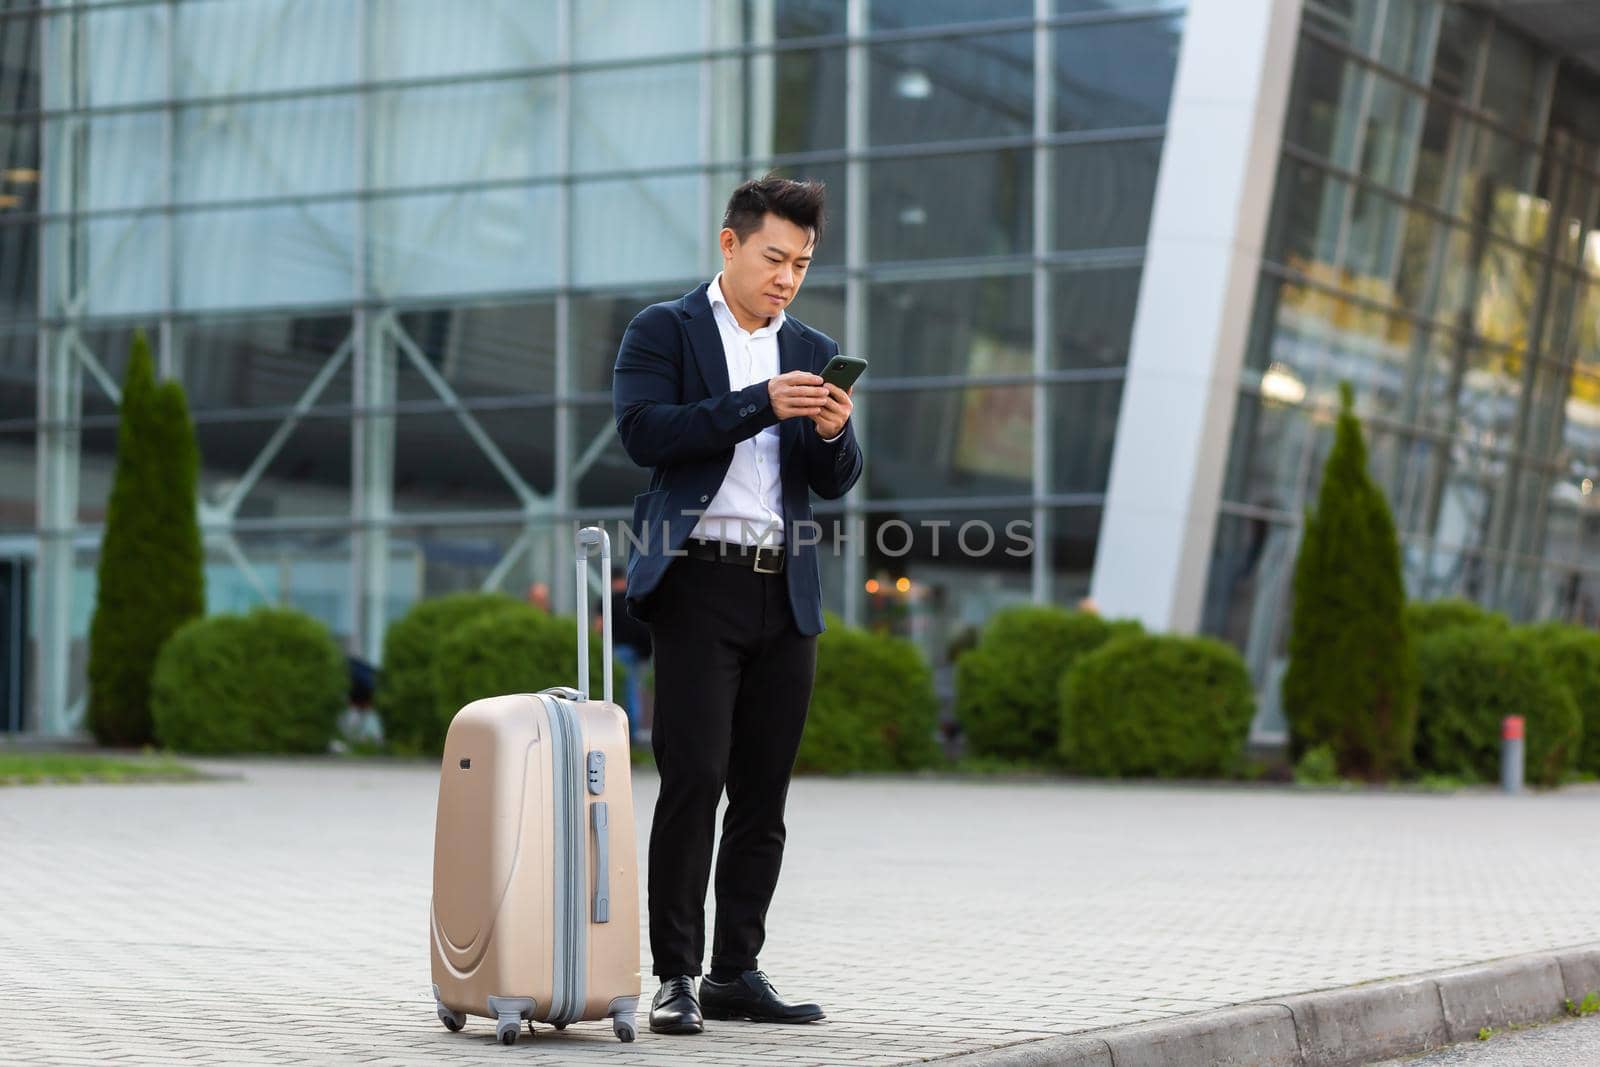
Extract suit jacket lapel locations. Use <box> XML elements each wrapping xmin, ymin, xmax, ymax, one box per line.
<box><xmin>683</xmin><ymin>285</ymin><xmax>729</xmax><ymax>398</ymax></box>
<box><xmin>777</xmin><ymin>320</ymin><xmax>813</xmax><ymax>465</ymax></box>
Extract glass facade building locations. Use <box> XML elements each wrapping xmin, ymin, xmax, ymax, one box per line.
<box><xmin>3</xmin><ymin>0</ymin><xmax>1596</xmax><ymax>739</ymax></box>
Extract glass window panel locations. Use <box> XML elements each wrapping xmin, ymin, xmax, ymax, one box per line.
<box><xmin>370</xmin><ymin>186</ymin><xmax>558</xmax><ymax>301</ymax></box>
<box><xmin>178</xmin><ymin>202</ymin><xmax>356</xmax><ymax>312</ymax></box>
<box><xmin>1375</xmin><ymin>0</ymin><xmax>1438</xmax><ymax>81</ymax></box>
<box><xmin>1282</xmin><ymin>34</ymin><xmax>1358</xmax><ymax>166</ymax></box>
<box><xmin>1050</xmin><ymin>380</ymin><xmax>1122</xmax><ymax>495</ymax></box>
<box><xmin>1050</xmin><ymin>265</ymin><xmax>1143</xmax><ymax>370</ymax></box>
<box><xmin>0</xmin><ymin>120</ymin><xmax>39</xmax><ymax>213</ymax></box>
<box><xmin>220</xmin><ymin>529</ymin><xmax>358</xmax><ymax>631</ymax></box>
<box><xmin>70</xmin><ymin>324</ymin><xmax>144</xmax><ymax>420</ymax></box>
<box><xmin>193</xmin><ymin>412</ymin><xmax>352</xmax><ymax>520</ymax></box>
<box><xmin>1053</xmin><ymin>16</ymin><xmax>1182</xmax><ymax>133</ymax></box>
<box><xmin>772</xmin><ymin>0</ymin><xmax>847</xmax><ymax>38</ymax></box>
<box><xmin>1046</xmin><ymin>504</ymin><xmax>1102</xmax><ymax>607</ymax></box>
<box><xmin>1052</xmin><ymin>140</ymin><xmax>1160</xmax><ymax>251</ymax></box>
<box><xmin>1478</xmin><ymin>26</ymin><xmax>1545</xmax><ymax>131</ymax></box>
<box><xmin>371</xmin><ymin>79</ymin><xmax>559</xmax><ymax>191</ymax></box>
<box><xmin>1358</xmin><ymin>76</ymin><xmax>1426</xmax><ymax>193</ymax></box>
<box><xmin>869</xmin><ymin>32</ymin><xmax>1032</xmax><ymax>146</ymax></box>
<box><xmin>574</xmin><ymin>63</ymin><xmax>701</xmax><ymax>174</ymax></box>
<box><xmin>0</xmin><ymin>328</ymin><xmax>30</xmax><ymax>423</ymax></box>
<box><xmin>870</xmin><ymin>149</ymin><xmax>1032</xmax><ymax>262</ymax></box>
<box><xmin>0</xmin><ymin>429</ymin><xmax>33</xmax><ymax>530</ymax></box>
<box><xmin>1410</xmin><ymin>94</ymin><xmax>1467</xmax><ymax>212</ymax></box>
<box><xmin>1266</xmin><ymin>156</ymin><xmax>1343</xmax><ymax>276</ymax></box>
<box><xmin>369</xmin><ymin>0</ymin><xmax>557</xmax><ymax>79</ymax></box>
<box><xmin>0</xmin><ymin>13</ymin><xmax>40</xmax><ymax>116</ymax></box>
<box><xmin>573</xmin><ymin>287</ymin><xmax>688</xmax><ymax>394</ymax></box>
<box><xmin>177</xmin><ymin>0</ymin><xmax>357</xmax><ymax>98</ymax></box>
<box><xmin>73</xmin><ymin>5</ymin><xmax>168</xmax><ymax>107</ymax></box>
<box><xmin>45</xmin><ymin>111</ymin><xmax>167</xmax><ymax>212</ymax></box>
<box><xmin>710</xmin><ymin>49</ymin><xmax>846</xmax><ymax>161</ymax></box>
<box><xmin>860</xmin><ymin>507</ymin><xmax>1033</xmax><ymax>658</ymax></box>
<box><xmin>1472</xmin><ymin>243</ymin><xmax>1539</xmax><ymax>352</ymax></box>
<box><xmin>180</xmin><ymin>313</ymin><xmax>353</xmax><ymax>413</ymax></box>
<box><xmin>177</xmin><ymin>95</ymin><xmax>357</xmax><ymax>204</ymax></box>
<box><xmin>1394</xmin><ymin>210</ymin><xmax>1476</xmax><ymax>325</ymax></box>
<box><xmin>865</xmin><ymin>385</ymin><xmax>1034</xmax><ymax>500</ymax></box>
<box><xmin>573</xmin><ymin>175</ymin><xmax>700</xmax><ymax>287</ymax></box>
<box><xmin>1220</xmin><ymin>390</ymin><xmax>1312</xmax><ymax>512</ymax></box>
<box><xmin>388</xmin><ymin>409</ymin><xmax>544</xmax><ymax>513</ymax></box>
<box><xmin>1055</xmin><ymin>0</ymin><xmax>1182</xmax><ymax>11</ymax></box>
<box><xmin>574</xmin><ymin>0</ymin><xmax>702</xmax><ymax>61</ymax></box>
<box><xmin>0</xmin><ymin>221</ymin><xmax>35</xmax><ymax>323</ymax></box>
<box><xmin>1430</xmin><ymin>4</ymin><xmax>1483</xmax><ymax>101</ymax></box>
<box><xmin>46</xmin><ymin>214</ymin><xmax>164</xmax><ymax>317</ymax></box>
<box><xmin>1571</xmin><ymin>279</ymin><xmax>1600</xmax><ymax>378</ymax></box>
<box><xmin>871</xmin><ymin>0</ymin><xmax>1030</xmax><ymax>30</ymax></box>
<box><xmin>392</xmin><ymin>301</ymin><xmax>556</xmax><ymax>400</ymax></box>
<box><xmin>1200</xmin><ymin>510</ymin><xmax>1298</xmax><ymax>682</ymax></box>
<box><xmin>867</xmin><ymin>274</ymin><xmax>1031</xmax><ymax>380</ymax></box>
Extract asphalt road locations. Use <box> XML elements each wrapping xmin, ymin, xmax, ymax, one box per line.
<box><xmin>1373</xmin><ymin>1012</ymin><xmax>1600</xmax><ymax>1065</ymax></box>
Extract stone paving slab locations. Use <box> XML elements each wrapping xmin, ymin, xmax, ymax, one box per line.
<box><xmin>3</xmin><ymin>762</ymin><xmax>1600</xmax><ymax>1065</ymax></box>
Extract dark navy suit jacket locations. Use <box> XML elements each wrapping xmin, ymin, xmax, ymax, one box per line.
<box><xmin>612</xmin><ymin>283</ymin><xmax>864</xmax><ymax>636</ymax></box>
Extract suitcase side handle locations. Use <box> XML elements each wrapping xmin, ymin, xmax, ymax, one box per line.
<box><xmin>575</xmin><ymin>526</ymin><xmax>613</xmax><ymax>706</ymax></box>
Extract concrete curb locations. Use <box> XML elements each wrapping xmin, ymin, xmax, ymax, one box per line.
<box><xmin>932</xmin><ymin>944</ymin><xmax>1600</xmax><ymax>1067</ymax></box>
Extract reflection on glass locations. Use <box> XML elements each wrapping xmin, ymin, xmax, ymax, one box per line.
<box><xmin>871</xmin><ymin>0</ymin><xmax>1030</xmax><ymax>30</ymax></box>
<box><xmin>1051</xmin><ymin>267</ymin><xmax>1143</xmax><ymax>370</ymax></box>
<box><xmin>870</xmin><ymin>33</ymin><xmax>1032</xmax><ymax>146</ymax></box>
<box><xmin>371</xmin><ymin>187</ymin><xmax>558</xmax><ymax>301</ymax></box>
<box><xmin>866</xmin><ymin>386</ymin><xmax>1034</xmax><ymax>501</ymax></box>
<box><xmin>870</xmin><ymin>150</ymin><xmax>1032</xmax><ymax>262</ymax></box>
<box><xmin>180</xmin><ymin>314</ymin><xmax>352</xmax><ymax>412</ymax></box>
<box><xmin>392</xmin><ymin>302</ymin><xmax>556</xmax><ymax>399</ymax></box>
<box><xmin>177</xmin><ymin>95</ymin><xmax>358</xmax><ymax>204</ymax></box>
<box><xmin>369</xmin><ymin>0</ymin><xmax>558</xmax><ymax>79</ymax></box>
<box><xmin>177</xmin><ymin>0</ymin><xmax>357</xmax><ymax>98</ymax></box>
<box><xmin>1053</xmin><ymin>140</ymin><xmax>1160</xmax><ymax>250</ymax></box>
<box><xmin>868</xmin><ymin>275</ymin><xmax>1031</xmax><ymax>379</ymax></box>
<box><xmin>371</xmin><ymin>80</ymin><xmax>558</xmax><ymax>190</ymax></box>
<box><xmin>1050</xmin><ymin>381</ymin><xmax>1122</xmax><ymax>494</ymax></box>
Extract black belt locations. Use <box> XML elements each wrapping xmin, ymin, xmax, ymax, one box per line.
<box><xmin>683</xmin><ymin>539</ymin><xmax>786</xmax><ymax>574</ymax></box>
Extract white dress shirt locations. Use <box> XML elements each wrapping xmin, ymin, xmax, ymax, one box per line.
<box><xmin>692</xmin><ymin>274</ymin><xmax>787</xmax><ymax>547</ymax></box>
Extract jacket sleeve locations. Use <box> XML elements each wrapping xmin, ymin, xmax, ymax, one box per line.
<box><xmin>802</xmin><ymin>338</ymin><xmax>864</xmax><ymax>500</ymax></box>
<box><xmin>612</xmin><ymin>307</ymin><xmax>780</xmax><ymax>468</ymax></box>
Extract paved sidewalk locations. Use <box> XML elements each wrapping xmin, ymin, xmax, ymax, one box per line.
<box><xmin>3</xmin><ymin>762</ymin><xmax>1600</xmax><ymax>1066</ymax></box>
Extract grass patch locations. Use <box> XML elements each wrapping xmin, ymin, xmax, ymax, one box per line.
<box><xmin>0</xmin><ymin>752</ymin><xmax>205</xmax><ymax>786</ymax></box>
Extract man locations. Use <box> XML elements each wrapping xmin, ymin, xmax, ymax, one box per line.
<box><xmin>612</xmin><ymin>176</ymin><xmax>862</xmax><ymax>1035</ymax></box>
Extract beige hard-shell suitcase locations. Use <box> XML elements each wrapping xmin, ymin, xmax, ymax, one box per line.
<box><xmin>430</xmin><ymin>526</ymin><xmax>642</xmax><ymax>1045</ymax></box>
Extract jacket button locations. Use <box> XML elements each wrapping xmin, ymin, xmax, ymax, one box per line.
<box><xmin>700</xmin><ymin>495</ymin><xmax>709</xmax><ymax>503</ymax></box>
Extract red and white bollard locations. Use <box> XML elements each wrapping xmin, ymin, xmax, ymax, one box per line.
<box><xmin>1501</xmin><ymin>715</ymin><xmax>1525</xmax><ymax>794</ymax></box>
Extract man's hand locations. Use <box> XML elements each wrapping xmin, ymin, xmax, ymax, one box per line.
<box><xmin>768</xmin><ymin>371</ymin><xmax>829</xmax><ymax>420</ymax></box>
<box><xmin>812</xmin><ymin>384</ymin><xmax>852</xmax><ymax>440</ymax></box>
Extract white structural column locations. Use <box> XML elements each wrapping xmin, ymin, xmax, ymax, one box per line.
<box><xmin>1088</xmin><ymin>0</ymin><xmax>1303</xmax><ymax>633</ymax></box>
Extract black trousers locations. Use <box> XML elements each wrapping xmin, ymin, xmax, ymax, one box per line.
<box><xmin>645</xmin><ymin>554</ymin><xmax>817</xmax><ymax>978</ymax></box>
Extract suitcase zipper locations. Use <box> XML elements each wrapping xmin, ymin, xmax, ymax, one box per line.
<box><xmin>542</xmin><ymin>695</ymin><xmax>588</xmax><ymax>1026</ymax></box>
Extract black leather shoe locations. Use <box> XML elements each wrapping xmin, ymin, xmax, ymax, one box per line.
<box><xmin>699</xmin><ymin>970</ymin><xmax>825</xmax><ymax>1024</ymax></box>
<box><xmin>649</xmin><ymin>975</ymin><xmax>704</xmax><ymax>1035</ymax></box>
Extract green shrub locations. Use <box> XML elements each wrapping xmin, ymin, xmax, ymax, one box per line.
<box><xmin>1406</xmin><ymin>599</ymin><xmax>1509</xmax><ymax>638</ymax></box>
<box><xmin>1524</xmin><ymin>622</ymin><xmax>1600</xmax><ymax>775</ymax></box>
<box><xmin>1058</xmin><ymin>634</ymin><xmax>1255</xmax><ymax>778</ymax></box>
<box><xmin>1415</xmin><ymin>625</ymin><xmax>1582</xmax><ymax>787</ymax></box>
<box><xmin>956</xmin><ymin>606</ymin><xmax>1141</xmax><ymax>762</ymax></box>
<box><xmin>376</xmin><ymin>592</ymin><xmax>523</xmax><ymax>753</ymax></box>
<box><xmin>152</xmin><ymin>608</ymin><xmax>345</xmax><ymax>754</ymax></box>
<box><xmin>1294</xmin><ymin>743</ymin><xmax>1342</xmax><ymax>786</ymax></box>
<box><xmin>797</xmin><ymin>613</ymin><xmax>942</xmax><ymax>774</ymax></box>
<box><xmin>1283</xmin><ymin>383</ymin><xmax>1417</xmax><ymax>780</ymax></box>
<box><xmin>88</xmin><ymin>333</ymin><xmax>206</xmax><ymax>746</ymax></box>
<box><xmin>432</xmin><ymin>603</ymin><xmax>621</xmax><ymax>739</ymax></box>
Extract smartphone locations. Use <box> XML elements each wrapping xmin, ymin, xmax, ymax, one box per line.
<box><xmin>820</xmin><ymin>354</ymin><xmax>868</xmax><ymax>392</ymax></box>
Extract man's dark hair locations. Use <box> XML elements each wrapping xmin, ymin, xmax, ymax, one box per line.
<box><xmin>722</xmin><ymin>175</ymin><xmax>826</xmax><ymax>247</ymax></box>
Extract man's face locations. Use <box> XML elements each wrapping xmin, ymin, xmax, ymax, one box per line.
<box><xmin>719</xmin><ymin>213</ymin><xmax>814</xmax><ymax>325</ymax></box>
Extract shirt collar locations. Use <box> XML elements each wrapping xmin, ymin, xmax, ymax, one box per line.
<box><xmin>708</xmin><ymin>273</ymin><xmax>785</xmax><ymax>338</ymax></box>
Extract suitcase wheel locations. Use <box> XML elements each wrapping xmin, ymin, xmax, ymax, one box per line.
<box><xmin>613</xmin><ymin>1016</ymin><xmax>637</xmax><ymax>1043</ymax></box>
<box><xmin>436</xmin><ymin>1002</ymin><xmax>465</xmax><ymax>1033</ymax></box>
<box><xmin>496</xmin><ymin>1020</ymin><xmax>520</xmax><ymax>1046</ymax></box>
<box><xmin>552</xmin><ymin>1022</ymin><xmax>567</xmax><ymax>1031</ymax></box>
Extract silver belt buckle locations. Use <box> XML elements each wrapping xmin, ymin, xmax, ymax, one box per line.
<box><xmin>752</xmin><ymin>545</ymin><xmax>782</xmax><ymax>574</ymax></box>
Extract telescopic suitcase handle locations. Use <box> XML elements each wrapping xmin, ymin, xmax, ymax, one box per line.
<box><xmin>575</xmin><ymin>526</ymin><xmax>613</xmax><ymax>705</ymax></box>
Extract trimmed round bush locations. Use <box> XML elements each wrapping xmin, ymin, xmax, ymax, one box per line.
<box><xmin>797</xmin><ymin>614</ymin><xmax>942</xmax><ymax>774</ymax></box>
<box><xmin>377</xmin><ymin>592</ymin><xmax>523</xmax><ymax>754</ymax></box>
<box><xmin>1059</xmin><ymin>634</ymin><xmax>1255</xmax><ymax>778</ymax></box>
<box><xmin>1415</xmin><ymin>625</ymin><xmax>1582</xmax><ymax>787</ymax></box>
<box><xmin>152</xmin><ymin>608</ymin><xmax>345</xmax><ymax>754</ymax></box>
<box><xmin>1405</xmin><ymin>599</ymin><xmax>1509</xmax><ymax>638</ymax></box>
<box><xmin>956</xmin><ymin>606</ymin><xmax>1141</xmax><ymax>763</ymax></box>
<box><xmin>432</xmin><ymin>603</ymin><xmax>622</xmax><ymax>737</ymax></box>
<box><xmin>1523</xmin><ymin>622</ymin><xmax>1600</xmax><ymax>775</ymax></box>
